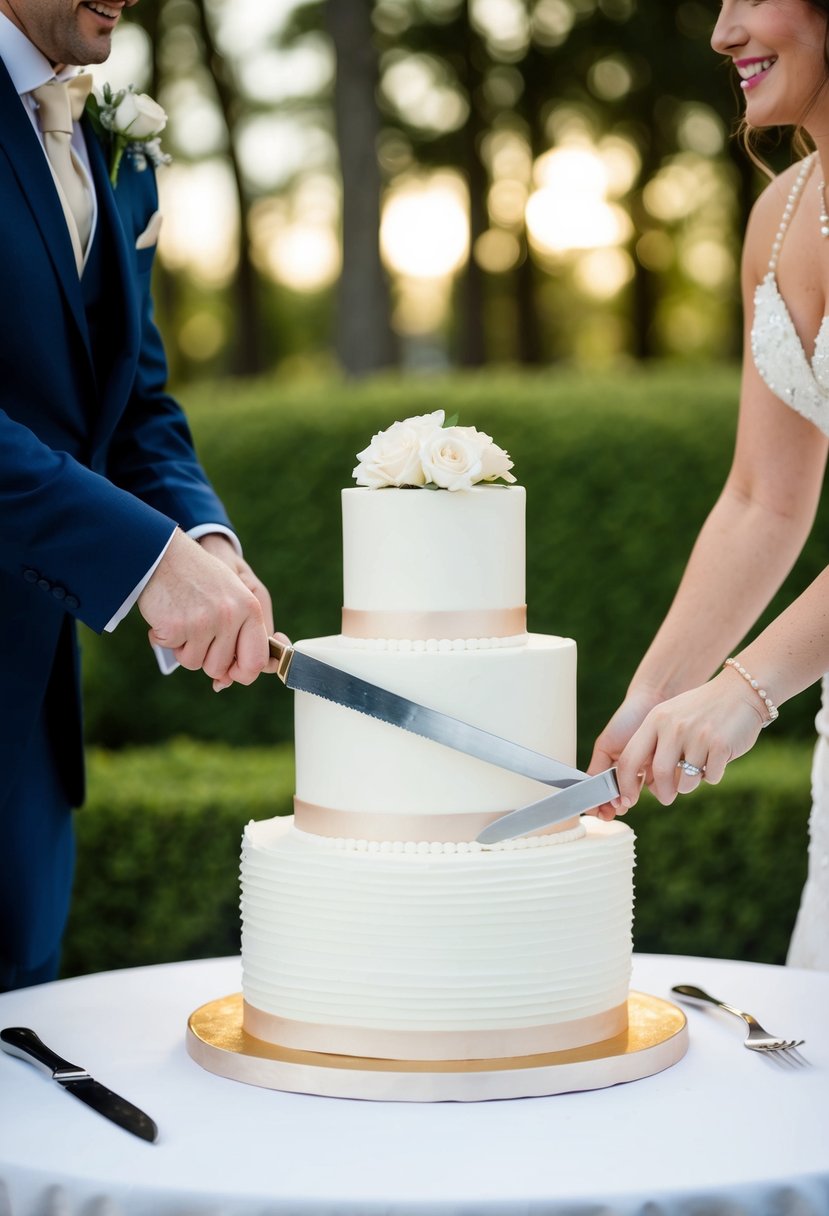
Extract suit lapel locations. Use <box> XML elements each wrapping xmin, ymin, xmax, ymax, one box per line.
<box><xmin>82</xmin><ymin>116</ymin><xmax>141</xmax><ymax>444</ymax></box>
<box><xmin>0</xmin><ymin>57</ymin><xmax>91</xmax><ymax>358</ymax></box>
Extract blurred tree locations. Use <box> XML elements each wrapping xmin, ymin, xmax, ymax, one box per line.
<box><xmin>127</xmin><ymin>0</ymin><xmax>768</xmax><ymax>372</ymax></box>
<box><xmin>191</xmin><ymin>0</ymin><xmax>264</xmax><ymax>374</ymax></box>
<box><xmin>126</xmin><ymin>0</ymin><xmax>269</xmax><ymax>375</ymax></box>
<box><xmin>378</xmin><ymin>0</ymin><xmax>756</xmax><ymax>361</ymax></box>
<box><xmin>455</xmin><ymin>1</ymin><xmax>490</xmax><ymax>365</ymax></box>
<box><xmin>535</xmin><ymin>0</ymin><xmax>741</xmax><ymax>356</ymax></box>
<box><xmin>279</xmin><ymin>0</ymin><xmax>397</xmax><ymax>375</ymax></box>
<box><xmin>373</xmin><ymin>1</ymin><xmax>495</xmax><ymax>364</ymax></box>
<box><xmin>326</xmin><ymin>0</ymin><xmax>398</xmax><ymax>374</ymax></box>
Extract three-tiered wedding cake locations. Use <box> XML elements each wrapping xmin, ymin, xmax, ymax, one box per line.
<box><xmin>240</xmin><ymin>414</ymin><xmax>634</xmax><ymax>1062</ymax></box>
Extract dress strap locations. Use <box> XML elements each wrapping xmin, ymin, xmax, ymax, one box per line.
<box><xmin>768</xmin><ymin>152</ymin><xmax>817</xmax><ymax>274</ymax></box>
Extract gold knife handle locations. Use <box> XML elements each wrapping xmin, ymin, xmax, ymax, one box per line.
<box><xmin>268</xmin><ymin>636</ymin><xmax>295</xmax><ymax>683</ymax></box>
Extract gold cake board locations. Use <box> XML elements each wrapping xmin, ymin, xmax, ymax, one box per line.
<box><xmin>186</xmin><ymin>992</ymin><xmax>688</xmax><ymax>1102</ymax></box>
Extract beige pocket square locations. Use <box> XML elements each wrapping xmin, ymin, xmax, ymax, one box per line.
<box><xmin>135</xmin><ymin>210</ymin><xmax>163</xmax><ymax>250</ymax></box>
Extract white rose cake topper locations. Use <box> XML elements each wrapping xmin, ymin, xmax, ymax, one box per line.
<box><xmin>86</xmin><ymin>83</ymin><xmax>171</xmax><ymax>186</ymax></box>
<box><xmin>353</xmin><ymin>410</ymin><xmax>516</xmax><ymax>491</ymax></box>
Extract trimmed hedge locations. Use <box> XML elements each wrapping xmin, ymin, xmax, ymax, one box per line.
<box><xmin>61</xmin><ymin>737</ymin><xmax>811</xmax><ymax>978</ymax></box>
<box><xmin>61</xmin><ymin>740</ymin><xmax>294</xmax><ymax>978</ymax></box>
<box><xmin>80</xmin><ymin>365</ymin><xmax>827</xmax><ymax>761</ymax></box>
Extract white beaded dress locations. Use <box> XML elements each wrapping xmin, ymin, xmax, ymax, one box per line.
<box><xmin>752</xmin><ymin>153</ymin><xmax>829</xmax><ymax>970</ymax></box>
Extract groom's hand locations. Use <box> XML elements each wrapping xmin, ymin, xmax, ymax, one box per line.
<box><xmin>138</xmin><ymin>528</ymin><xmax>280</xmax><ymax>690</ymax></box>
<box><xmin>196</xmin><ymin>532</ymin><xmax>288</xmax><ymax>690</ymax></box>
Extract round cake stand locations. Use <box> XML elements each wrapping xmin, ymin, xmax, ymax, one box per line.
<box><xmin>186</xmin><ymin>992</ymin><xmax>688</xmax><ymax>1102</ymax></box>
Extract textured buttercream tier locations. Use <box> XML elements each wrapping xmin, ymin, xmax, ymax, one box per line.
<box><xmin>342</xmin><ymin>486</ymin><xmax>525</xmax><ymax>634</ymax></box>
<box><xmin>240</xmin><ymin>816</ymin><xmax>635</xmax><ymax>1049</ymax></box>
<box><xmin>293</xmin><ymin>633</ymin><xmax>576</xmax><ymax>819</ymax></box>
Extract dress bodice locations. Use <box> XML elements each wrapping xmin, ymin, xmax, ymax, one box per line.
<box><xmin>751</xmin><ymin>153</ymin><xmax>829</xmax><ymax>439</ymax></box>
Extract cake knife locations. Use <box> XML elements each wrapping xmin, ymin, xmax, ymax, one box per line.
<box><xmin>0</xmin><ymin>1026</ymin><xmax>158</xmax><ymax>1143</ymax></box>
<box><xmin>268</xmin><ymin>639</ymin><xmax>619</xmax><ymax>841</ymax></box>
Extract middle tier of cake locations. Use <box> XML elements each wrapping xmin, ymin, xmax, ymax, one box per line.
<box><xmin>292</xmin><ymin>632</ymin><xmax>577</xmax><ymax>842</ymax></box>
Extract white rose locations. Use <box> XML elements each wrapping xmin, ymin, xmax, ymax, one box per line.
<box><xmin>402</xmin><ymin>409</ymin><xmax>445</xmax><ymax>438</ymax></box>
<box><xmin>451</xmin><ymin>425</ymin><xmax>516</xmax><ymax>484</ymax></box>
<box><xmin>420</xmin><ymin>427</ymin><xmax>484</xmax><ymax>491</ymax></box>
<box><xmin>480</xmin><ymin>440</ymin><xmax>516</xmax><ymax>483</ymax></box>
<box><xmin>353</xmin><ymin>419</ymin><xmax>428</xmax><ymax>488</ymax></box>
<box><xmin>112</xmin><ymin>90</ymin><xmax>167</xmax><ymax>139</ymax></box>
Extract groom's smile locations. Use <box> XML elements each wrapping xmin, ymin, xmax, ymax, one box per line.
<box><xmin>80</xmin><ymin>1</ymin><xmax>123</xmax><ymax>28</ymax></box>
<box><xmin>0</xmin><ymin>0</ymin><xmax>138</xmax><ymax>67</ymax></box>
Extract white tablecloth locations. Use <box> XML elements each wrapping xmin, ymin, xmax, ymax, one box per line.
<box><xmin>0</xmin><ymin>954</ymin><xmax>827</xmax><ymax>1216</ymax></box>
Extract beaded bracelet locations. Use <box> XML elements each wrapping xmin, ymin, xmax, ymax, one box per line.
<box><xmin>724</xmin><ymin>658</ymin><xmax>779</xmax><ymax>727</ymax></box>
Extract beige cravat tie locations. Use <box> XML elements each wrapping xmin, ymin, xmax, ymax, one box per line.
<box><xmin>31</xmin><ymin>75</ymin><xmax>94</xmax><ymax>274</ymax></box>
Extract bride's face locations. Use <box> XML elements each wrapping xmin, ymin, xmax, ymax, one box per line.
<box><xmin>712</xmin><ymin>0</ymin><xmax>829</xmax><ymax>130</ymax></box>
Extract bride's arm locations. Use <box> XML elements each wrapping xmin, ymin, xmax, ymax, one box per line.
<box><xmin>592</xmin><ymin>175</ymin><xmax>828</xmax><ymax>809</ymax></box>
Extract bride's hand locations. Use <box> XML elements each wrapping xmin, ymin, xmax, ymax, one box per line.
<box><xmin>588</xmin><ymin>687</ymin><xmax>664</xmax><ymax>820</ymax></box>
<box><xmin>615</xmin><ymin>670</ymin><xmax>767</xmax><ymax>809</ymax></box>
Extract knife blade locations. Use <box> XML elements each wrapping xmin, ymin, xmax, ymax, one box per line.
<box><xmin>0</xmin><ymin>1026</ymin><xmax>158</xmax><ymax>1143</ymax></box>
<box><xmin>268</xmin><ymin>639</ymin><xmax>619</xmax><ymax>839</ymax></box>
<box><xmin>475</xmin><ymin>771</ymin><xmax>620</xmax><ymax>843</ymax></box>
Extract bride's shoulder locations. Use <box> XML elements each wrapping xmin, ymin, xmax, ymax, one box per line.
<box><xmin>742</xmin><ymin>159</ymin><xmax>814</xmax><ymax>282</ymax></box>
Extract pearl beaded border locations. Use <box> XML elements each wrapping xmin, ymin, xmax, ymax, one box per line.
<box><xmin>339</xmin><ymin>634</ymin><xmax>527</xmax><ymax>652</ymax></box>
<box><xmin>295</xmin><ymin>821</ymin><xmax>587</xmax><ymax>855</ymax></box>
<box><xmin>724</xmin><ymin>658</ymin><xmax>779</xmax><ymax>727</ymax></box>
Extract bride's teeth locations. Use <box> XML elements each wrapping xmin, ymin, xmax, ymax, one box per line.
<box><xmin>738</xmin><ymin>58</ymin><xmax>775</xmax><ymax>80</ymax></box>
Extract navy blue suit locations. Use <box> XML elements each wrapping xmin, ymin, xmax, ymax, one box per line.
<box><xmin>0</xmin><ymin>57</ymin><xmax>233</xmax><ymax>984</ymax></box>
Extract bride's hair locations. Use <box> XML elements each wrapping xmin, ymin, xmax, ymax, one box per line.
<box><xmin>739</xmin><ymin>0</ymin><xmax>829</xmax><ymax>176</ymax></box>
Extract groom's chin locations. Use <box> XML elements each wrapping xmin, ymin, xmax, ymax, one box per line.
<box><xmin>71</xmin><ymin>2</ymin><xmax>121</xmax><ymax>62</ymax></box>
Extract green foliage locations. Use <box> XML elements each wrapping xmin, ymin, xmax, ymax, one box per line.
<box><xmin>81</xmin><ymin>365</ymin><xmax>825</xmax><ymax>759</ymax></box>
<box><xmin>632</xmin><ymin>741</ymin><xmax>811</xmax><ymax>965</ymax></box>
<box><xmin>61</xmin><ymin>740</ymin><xmax>294</xmax><ymax>978</ymax></box>
<box><xmin>61</xmin><ymin>738</ymin><xmax>810</xmax><ymax>977</ymax></box>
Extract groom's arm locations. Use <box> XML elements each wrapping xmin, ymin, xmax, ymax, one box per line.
<box><xmin>0</xmin><ymin>404</ymin><xmax>177</xmax><ymax>633</ymax></box>
<box><xmin>101</xmin><ymin>165</ymin><xmax>278</xmax><ymax>685</ymax></box>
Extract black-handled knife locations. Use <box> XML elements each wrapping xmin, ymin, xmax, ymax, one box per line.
<box><xmin>1</xmin><ymin>1026</ymin><xmax>158</xmax><ymax>1143</ymax></box>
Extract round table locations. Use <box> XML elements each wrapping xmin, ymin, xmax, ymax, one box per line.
<box><xmin>0</xmin><ymin>954</ymin><xmax>827</xmax><ymax>1216</ymax></box>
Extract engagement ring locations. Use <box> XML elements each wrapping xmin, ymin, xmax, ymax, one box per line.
<box><xmin>676</xmin><ymin>760</ymin><xmax>705</xmax><ymax>778</ymax></box>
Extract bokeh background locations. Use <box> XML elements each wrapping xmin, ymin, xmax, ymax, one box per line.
<box><xmin>91</xmin><ymin>0</ymin><xmax>762</xmax><ymax>379</ymax></box>
<box><xmin>66</xmin><ymin>0</ymin><xmax>819</xmax><ymax>976</ymax></box>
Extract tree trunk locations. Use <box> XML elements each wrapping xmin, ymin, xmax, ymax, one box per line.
<box><xmin>513</xmin><ymin>45</ymin><xmax>546</xmax><ymax>366</ymax></box>
<box><xmin>193</xmin><ymin>0</ymin><xmax>265</xmax><ymax>377</ymax></box>
<box><xmin>327</xmin><ymin>0</ymin><xmax>396</xmax><ymax>376</ymax></box>
<box><xmin>456</xmin><ymin>2</ymin><xmax>488</xmax><ymax>367</ymax></box>
<box><xmin>629</xmin><ymin>144</ymin><xmax>662</xmax><ymax>361</ymax></box>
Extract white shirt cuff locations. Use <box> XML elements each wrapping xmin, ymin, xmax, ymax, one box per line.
<box><xmin>104</xmin><ymin>526</ymin><xmax>177</xmax><ymax>633</ymax></box>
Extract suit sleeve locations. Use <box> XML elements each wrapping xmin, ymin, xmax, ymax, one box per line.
<box><xmin>104</xmin><ymin>167</ymin><xmax>234</xmax><ymax>536</ymax></box>
<box><xmin>0</xmin><ymin>404</ymin><xmax>177</xmax><ymax>633</ymax></box>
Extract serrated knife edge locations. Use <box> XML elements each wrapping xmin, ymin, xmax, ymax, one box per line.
<box><xmin>283</xmin><ymin>643</ymin><xmax>588</xmax><ymax>788</ymax></box>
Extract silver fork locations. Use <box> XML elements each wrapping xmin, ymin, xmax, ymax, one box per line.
<box><xmin>671</xmin><ymin>984</ymin><xmax>806</xmax><ymax>1064</ymax></box>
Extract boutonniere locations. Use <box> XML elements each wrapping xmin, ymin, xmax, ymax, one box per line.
<box><xmin>86</xmin><ymin>83</ymin><xmax>171</xmax><ymax>187</ymax></box>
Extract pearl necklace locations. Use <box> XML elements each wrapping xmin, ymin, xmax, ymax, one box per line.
<box><xmin>768</xmin><ymin>153</ymin><xmax>815</xmax><ymax>273</ymax></box>
<box><xmin>820</xmin><ymin>173</ymin><xmax>829</xmax><ymax>238</ymax></box>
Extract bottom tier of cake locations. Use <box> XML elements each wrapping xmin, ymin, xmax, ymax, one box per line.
<box><xmin>240</xmin><ymin>816</ymin><xmax>635</xmax><ymax>1061</ymax></box>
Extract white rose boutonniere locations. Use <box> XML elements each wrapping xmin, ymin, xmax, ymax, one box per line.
<box><xmin>353</xmin><ymin>412</ymin><xmax>516</xmax><ymax>491</ymax></box>
<box><xmin>87</xmin><ymin>83</ymin><xmax>171</xmax><ymax>187</ymax></box>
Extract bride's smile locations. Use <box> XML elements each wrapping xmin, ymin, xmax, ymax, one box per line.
<box><xmin>712</xmin><ymin>0</ymin><xmax>829</xmax><ymax>130</ymax></box>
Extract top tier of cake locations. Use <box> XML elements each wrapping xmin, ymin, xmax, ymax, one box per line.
<box><xmin>341</xmin><ymin>486</ymin><xmax>526</xmax><ymax>641</ymax></box>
